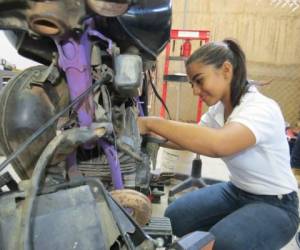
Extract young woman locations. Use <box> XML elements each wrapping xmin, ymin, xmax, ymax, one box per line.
<box><xmin>138</xmin><ymin>39</ymin><xmax>299</xmax><ymax>249</ymax></box>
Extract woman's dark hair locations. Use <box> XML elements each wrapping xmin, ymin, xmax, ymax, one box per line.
<box><xmin>185</xmin><ymin>39</ymin><xmax>249</xmax><ymax>108</ymax></box>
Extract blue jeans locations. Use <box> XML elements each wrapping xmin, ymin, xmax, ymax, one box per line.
<box><xmin>165</xmin><ymin>182</ymin><xmax>299</xmax><ymax>250</ymax></box>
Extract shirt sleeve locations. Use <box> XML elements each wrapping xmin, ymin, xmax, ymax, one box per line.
<box><xmin>227</xmin><ymin>101</ymin><xmax>278</xmax><ymax>144</ymax></box>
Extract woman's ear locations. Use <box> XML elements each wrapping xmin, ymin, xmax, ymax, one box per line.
<box><xmin>222</xmin><ymin>61</ymin><xmax>233</xmax><ymax>81</ymax></box>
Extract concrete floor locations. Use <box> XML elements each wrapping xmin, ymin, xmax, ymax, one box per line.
<box><xmin>153</xmin><ymin>149</ymin><xmax>300</xmax><ymax>250</ymax></box>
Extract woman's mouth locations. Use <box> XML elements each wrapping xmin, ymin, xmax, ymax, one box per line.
<box><xmin>200</xmin><ymin>94</ymin><xmax>208</xmax><ymax>100</ymax></box>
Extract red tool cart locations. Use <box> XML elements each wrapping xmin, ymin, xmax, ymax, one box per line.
<box><xmin>160</xmin><ymin>29</ymin><xmax>210</xmax><ymax>122</ymax></box>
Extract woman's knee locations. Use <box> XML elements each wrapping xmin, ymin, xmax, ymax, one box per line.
<box><xmin>164</xmin><ymin>200</ymin><xmax>205</xmax><ymax>237</ymax></box>
<box><xmin>164</xmin><ymin>203</ymin><xmax>187</xmax><ymax>237</ymax></box>
<box><xmin>164</xmin><ymin>204</ymin><xmax>173</xmax><ymax>218</ymax></box>
<box><xmin>164</xmin><ymin>203</ymin><xmax>181</xmax><ymax>224</ymax></box>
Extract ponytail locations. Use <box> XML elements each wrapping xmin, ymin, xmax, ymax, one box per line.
<box><xmin>223</xmin><ymin>39</ymin><xmax>249</xmax><ymax>107</ymax></box>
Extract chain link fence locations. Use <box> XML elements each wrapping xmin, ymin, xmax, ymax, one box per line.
<box><xmin>248</xmin><ymin>62</ymin><xmax>300</xmax><ymax>126</ymax></box>
<box><xmin>256</xmin><ymin>0</ymin><xmax>300</xmax><ymax>12</ymax></box>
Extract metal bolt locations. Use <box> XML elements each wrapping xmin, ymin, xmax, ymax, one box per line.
<box><xmin>155</xmin><ymin>237</ymin><xmax>165</xmax><ymax>248</ymax></box>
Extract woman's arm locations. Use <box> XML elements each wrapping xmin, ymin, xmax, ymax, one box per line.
<box><xmin>138</xmin><ymin>116</ymin><xmax>256</xmax><ymax>157</ymax></box>
<box><xmin>142</xmin><ymin>133</ymin><xmax>184</xmax><ymax>150</ymax></box>
<box><xmin>162</xmin><ymin>141</ymin><xmax>184</xmax><ymax>150</ymax></box>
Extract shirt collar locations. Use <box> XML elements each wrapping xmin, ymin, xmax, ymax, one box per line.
<box><xmin>210</xmin><ymin>85</ymin><xmax>258</xmax><ymax>127</ymax></box>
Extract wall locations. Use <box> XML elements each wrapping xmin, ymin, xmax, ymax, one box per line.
<box><xmin>150</xmin><ymin>0</ymin><xmax>300</xmax><ymax>125</ymax></box>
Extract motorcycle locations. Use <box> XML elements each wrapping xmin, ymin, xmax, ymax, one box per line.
<box><xmin>0</xmin><ymin>1</ymin><xmax>173</xmax><ymax>249</ymax></box>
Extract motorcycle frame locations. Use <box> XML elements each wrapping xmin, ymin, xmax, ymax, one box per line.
<box><xmin>55</xmin><ymin>18</ymin><xmax>143</xmax><ymax>190</ymax></box>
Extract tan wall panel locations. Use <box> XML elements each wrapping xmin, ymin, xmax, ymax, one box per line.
<box><xmin>149</xmin><ymin>0</ymin><xmax>300</xmax><ymax>125</ymax></box>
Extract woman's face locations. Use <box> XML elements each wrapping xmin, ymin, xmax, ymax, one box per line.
<box><xmin>186</xmin><ymin>61</ymin><xmax>232</xmax><ymax>106</ymax></box>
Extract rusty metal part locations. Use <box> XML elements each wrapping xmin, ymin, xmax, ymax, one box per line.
<box><xmin>27</xmin><ymin>1</ymin><xmax>84</xmax><ymax>37</ymax></box>
<box><xmin>50</xmin><ymin>126</ymin><xmax>108</xmax><ymax>165</ymax></box>
<box><xmin>86</xmin><ymin>0</ymin><xmax>129</xmax><ymax>17</ymax></box>
<box><xmin>29</xmin><ymin>17</ymin><xmax>63</xmax><ymax>36</ymax></box>
<box><xmin>0</xmin><ymin>0</ymin><xmax>171</xmax><ymax>63</ymax></box>
<box><xmin>110</xmin><ymin>189</ymin><xmax>152</xmax><ymax>226</ymax></box>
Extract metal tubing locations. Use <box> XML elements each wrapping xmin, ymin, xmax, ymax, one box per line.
<box><xmin>55</xmin><ymin>19</ymin><xmax>125</xmax><ymax>190</ymax></box>
<box><xmin>135</xmin><ymin>97</ymin><xmax>145</xmax><ymax>117</ymax></box>
<box><xmin>55</xmin><ymin>31</ymin><xmax>94</xmax><ymax>127</ymax></box>
<box><xmin>98</xmin><ymin>139</ymin><xmax>124</xmax><ymax>190</ymax></box>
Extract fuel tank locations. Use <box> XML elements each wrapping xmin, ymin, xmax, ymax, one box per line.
<box><xmin>105</xmin><ymin>0</ymin><xmax>172</xmax><ymax>59</ymax></box>
<box><xmin>2</xmin><ymin>0</ymin><xmax>171</xmax><ymax>64</ymax></box>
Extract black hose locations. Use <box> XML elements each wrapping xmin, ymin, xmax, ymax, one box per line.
<box><xmin>22</xmin><ymin>133</ymin><xmax>67</xmax><ymax>250</ymax></box>
<box><xmin>0</xmin><ymin>75</ymin><xmax>111</xmax><ymax>174</ymax></box>
<box><xmin>147</xmin><ymin>70</ymin><xmax>171</xmax><ymax>119</ymax></box>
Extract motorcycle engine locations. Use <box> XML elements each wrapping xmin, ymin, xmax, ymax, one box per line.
<box><xmin>77</xmin><ymin>51</ymin><xmax>151</xmax><ymax>190</ymax></box>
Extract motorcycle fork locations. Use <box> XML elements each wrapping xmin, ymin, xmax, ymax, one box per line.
<box><xmin>54</xmin><ymin>22</ymin><xmax>124</xmax><ymax>189</ymax></box>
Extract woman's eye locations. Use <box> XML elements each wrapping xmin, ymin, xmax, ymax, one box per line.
<box><xmin>196</xmin><ymin>78</ymin><xmax>203</xmax><ymax>85</ymax></box>
<box><xmin>189</xmin><ymin>78</ymin><xmax>203</xmax><ymax>88</ymax></box>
